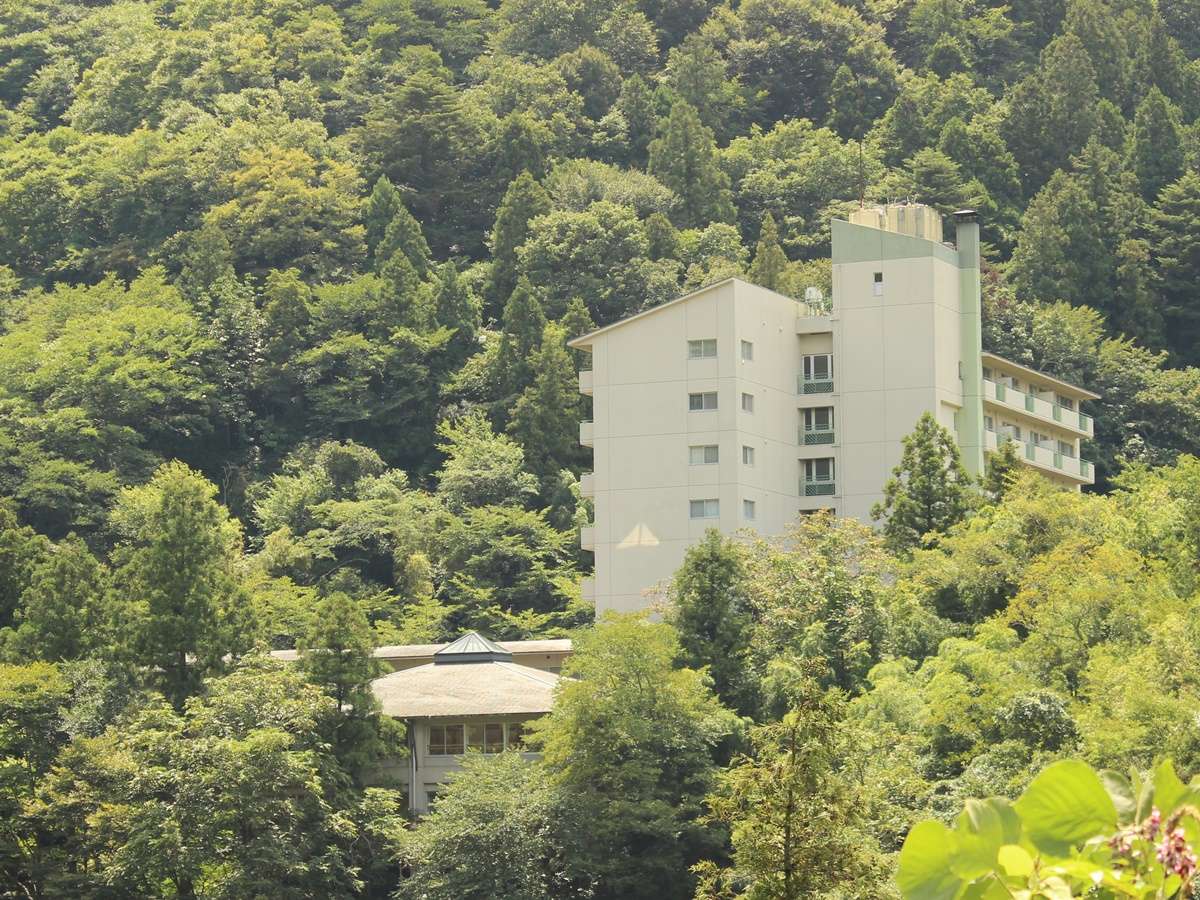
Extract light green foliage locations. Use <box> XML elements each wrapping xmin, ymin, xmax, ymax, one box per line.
<box><xmin>26</xmin><ymin>655</ymin><xmax>399</xmax><ymax>899</ymax></box>
<box><xmin>436</xmin><ymin>411</ymin><xmax>539</xmax><ymax>511</ymax></box>
<box><xmin>872</xmin><ymin>412</ymin><xmax>977</xmax><ymax>554</ymax></box>
<box><xmin>695</xmin><ymin>677</ymin><xmax>893</xmax><ymax>899</ymax></box>
<box><xmin>395</xmin><ymin>752</ymin><xmax>593</xmax><ymax>899</ymax></box>
<box><xmin>743</xmin><ymin>512</ymin><xmax>892</xmax><ymax>696</ymax></box>
<box><xmin>534</xmin><ymin>614</ymin><xmax>739</xmax><ymax>900</ymax></box>
<box><xmin>898</xmin><ymin>759</ymin><xmax>1200</xmax><ymax>900</ymax></box>
<box><xmin>746</xmin><ymin>212</ymin><xmax>788</xmax><ymax>291</ymax></box>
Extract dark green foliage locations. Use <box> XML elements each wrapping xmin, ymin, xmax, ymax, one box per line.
<box><xmin>668</xmin><ymin>529</ymin><xmax>755</xmax><ymax>715</ymax></box>
<box><xmin>647</xmin><ymin>100</ymin><xmax>735</xmax><ymax>229</ymax></box>
<box><xmin>485</xmin><ymin>172</ymin><xmax>553</xmax><ymax>317</ymax></box>
<box><xmin>1150</xmin><ymin>172</ymin><xmax>1200</xmax><ymax>367</ymax></box>
<box><xmin>747</xmin><ymin>211</ymin><xmax>788</xmax><ymax>291</ymax></box>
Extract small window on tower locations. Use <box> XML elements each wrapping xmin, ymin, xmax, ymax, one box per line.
<box><xmin>873</xmin><ymin>272</ymin><xmax>884</xmax><ymax>296</ymax></box>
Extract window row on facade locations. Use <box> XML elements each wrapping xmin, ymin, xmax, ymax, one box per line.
<box><xmin>428</xmin><ymin>720</ymin><xmax>526</xmax><ymax>756</ymax></box>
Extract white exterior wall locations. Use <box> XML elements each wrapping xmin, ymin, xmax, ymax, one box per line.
<box><xmin>586</xmin><ymin>280</ymin><xmax>803</xmax><ymax>613</ymax></box>
<box><xmin>832</xmin><ymin>254</ymin><xmax>965</xmax><ymax>521</ymax></box>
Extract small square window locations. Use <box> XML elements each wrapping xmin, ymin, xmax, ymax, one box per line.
<box><xmin>742</xmin><ymin>445</ymin><xmax>755</xmax><ymax>466</ymax></box>
<box><xmin>688</xmin><ymin>339</ymin><xmax>717</xmax><ymax>359</ymax></box>
<box><xmin>689</xmin><ymin>391</ymin><xmax>718</xmax><ymax>411</ymax></box>
<box><xmin>690</xmin><ymin>499</ymin><xmax>719</xmax><ymax>519</ymax></box>
<box><xmin>743</xmin><ymin>499</ymin><xmax>756</xmax><ymax>520</ymax></box>
<box><xmin>873</xmin><ymin>272</ymin><xmax>884</xmax><ymax>296</ymax></box>
<box><xmin>689</xmin><ymin>445</ymin><xmax>719</xmax><ymax>465</ymax></box>
<box><xmin>741</xmin><ymin>340</ymin><xmax>754</xmax><ymax>361</ymax></box>
<box><xmin>741</xmin><ymin>392</ymin><xmax>754</xmax><ymax>413</ymax></box>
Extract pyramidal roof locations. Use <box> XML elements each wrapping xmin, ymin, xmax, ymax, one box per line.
<box><xmin>433</xmin><ymin>631</ymin><xmax>514</xmax><ymax>665</ymax></box>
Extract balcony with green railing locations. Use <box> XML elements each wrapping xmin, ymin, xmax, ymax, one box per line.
<box><xmin>801</xmin><ymin>428</ymin><xmax>835</xmax><ymax>445</ymax></box>
<box><xmin>799</xmin><ymin>375</ymin><xmax>834</xmax><ymax>395</ymax></box>
<box><xmin>803</xmin><ymin>480</ymin><xmax>836</xmax><ymax>496</ymax></box>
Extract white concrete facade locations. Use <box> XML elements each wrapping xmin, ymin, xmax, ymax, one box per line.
<box><xmin>571</xmin><ymin>207</ymin><xmax>1098</xmax><ymax>615</ymax></box>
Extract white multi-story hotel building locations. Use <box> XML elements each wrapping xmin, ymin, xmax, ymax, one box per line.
<box><xmin>570</xmin><ymin>205</ymin><xmax>1099</xmax><ymax>615</ymax></box>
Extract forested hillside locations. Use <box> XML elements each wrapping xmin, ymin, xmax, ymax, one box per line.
<box><xmin>2</xmin><ymin>0</ymin><xmax>1200</xmax><ymax>897</ymax></box>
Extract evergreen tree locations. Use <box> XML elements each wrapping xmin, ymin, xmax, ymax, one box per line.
<box><xmin>436</xmin><ymin>412</ymin><xmax>539</xmax><ymax>512</ymax></box>
<box><xmin>379</xmin><ymin>251</ymin><xmax>433</xmax><ymax>330</ymax></box>
<box><xmin>560</xmin><ymin>296</ymin><xmax>597</xmax><ymax>371</ymax></box>
<box><xmin>903</xmin><ymin>147</ymin><xmax>979</xmax><ymax>217</ymax></box>
<box><xmin>1131</xmin><ymin>87</ymin><xmax>1185</xmax><ymax>202</ymax></box>
<box><xmin>747</xmin><ymin>212</ymin><xmax>788</xmax><ymax>292</ymax></box>
<box><xmin>871</xmin><ymin>412</ymin><xmax>975</xmax><ymax>553</ymax></box>
<box><xmin>668</xmin><ymin>529</ymin><xmax>755</xmax><ymax>716</ymax></box>
<box><xmin>1150</xmin><ymin>172</ymin><xmax>1200</xmax><ymax>367</ymax></box>
<box><xmin>493</xmin><ymin>277</ymin><xmax>547</xmax><ymax>403</ymax></box>
<box><xmin>508</xmin><ymin>323</ymin><xmax>582</xmax><ymax>483</ymax></box>
<box><xmin>432</xmin><ymin>262</ymin><xmax>481</xmax><ymax>364</ymax></box>
<box><xmin>981</xmin><ymin>438</ymin><xmax>1022</xmax><ymax>502</ymax></box>
<box><xmin>647</xmin><ymin>100</ymin><xmax>736</xmax><ymax>229</ymax></box>
<box><xmin>644</xmin><ymin>211</ymin><xmax>681</xmax><ymax>261</ymax></box>
<box><xmin>9</xmin><ymin>536</ymin><xmax>105</xmax><ymax>662</ymax></box>
<box><xmin>616</xmin><ymin>74</ymin><xmax>659</xmax><ymax>165</ymax></box>
<box><xmin>694</xmin><ymin>677</ymin><xmax>886</xmax><ymax>899</ymax></box>
<box><xmin>299</xmin><ymin>592</ymin><xmax>388</xmax><ymax>776</ymax></box>
<box><xmin>375</xmin><ymin>201</ymin><xmax>432</xmax><ymax>278</ymax></box>
<box><xmin>108</xmin><ymin>462</ymin><xmax>253</xmax><ymax>707</ymax></box>
<box><xmin>1002</xmin><ymin>33</ymin><xmax>1100</xmax><ymax>188</ymax></box>
<box><xmin>176</xmin><ymin>221</ymin><xmax>235</xmax><ymax>304</ymax></box>
<box><xmin>363</xmin><ymin>175</ymin><xmax>404</xmax><ymax>261</ymax></box>
<box><xmin>485</xmin><ymin>172</ymin><xmax>552</xmax><ymax>317</ymax></box>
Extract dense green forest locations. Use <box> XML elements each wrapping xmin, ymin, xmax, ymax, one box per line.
<box><xmin>1</xmin><ymin>0</ymin><xmax>1200</xmax><ymax>896</ymax></box>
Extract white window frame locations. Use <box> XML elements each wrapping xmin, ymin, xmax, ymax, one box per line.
<box><xmin>687</xmin><ymin>339</ymin><xmax>717</xmax><ymax>359</ymax></box>
<box><xmin>689</xmin><ymin>444</ymin><xmax>719</xmax><ymax>465</ymax></box>
<box><xmin>803</xmin><ymin>407</ymin><xmax>833</xmax><ymax>431</ymax></box>
<box><xmin>741</xmin><ymin>340</ymin><xmax>754</xmax><ymax>361</ymax></box>
<box><xmin>804</xmin><ymin>458</ymin><xmax>835</xmax><ymax>483</ymax></box>
<box><xmin>688</xmin><ymin>391</ymin><xmax>718</xmax><ymax>411</ymax></box>
<box><xmin>803</xmin><ymin>354</ymin><xmax>832</xmax><ymax>380</ymax></box>
<box><xmin>742</xmin><ymin>445</ymin><xmax>755</xmax><ymax>466</ymax></box>
<box><xmin>689</xmin><ymin>499</ymin><xmax>720</xmax><ymax>519</ymax></box>
<box><xmin>743</xmin><ymin>499</ymin><xmax>756</xmax><ymax>520</ymax></box>
<box><xmin>741</xmin><ymin>392</ymin><xmax>755</xmax><ymax>413</ymax></box>
<box><xmin>429</xmin><ymin>721</ymin><xmax>526</xmax><ymax>757</ymax></box>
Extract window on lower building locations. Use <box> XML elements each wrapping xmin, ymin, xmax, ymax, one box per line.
<box><xmin>484</xmin><ymin>723</ymin><xmax>505</xmax><ymax>753</ymax></box>
<box><xmin>1058</xmin><ymin>440</ymin><xmax>1076</xmax><ymax>457</ymax></box>
<box><xmin>428</xmin><ymin>724</ymin><xmax>465</xmax><ymax>756</ymax></box>
<box><xmin>873</xmin><ymin>272</ymin><xmax>884</xmax><ymax>296</ymax></box>
<box><xmin>1057</xmin><ymin>395</ymin><xmax>1075</xmax><ymax>410</ymax></box>
<box><xmin>688</xmin><ymin>339</ymin><xmax>717</xmax><ymax>359</ymax></box>
<box><xmin>985</xmin><ymin>415</ymin><xmax>994</xmax><ymax>431</ymax></box>
<box><xmin>507</xmin><ymin>722</ymin><xmax>526</xmax><ymax>750</ymax></box>
<box><xmin>804</xmin><ymin>458</ymin><xmax>835</xmax><ymax>482</ymax></box>
<box><xmin>466</xmin><ymin>723</ymin><xmax>485</xmax><ymax>751</ymax></box>
<box><xmin>426</xmin><ymin>789</ymin><xmax>440</xmax><ymax>807</ymax></box>
<box><xmin>690</xmin><ymin>499</ymin><xmax>720</xmax><ymax>519</ymax></box>
<box><xmin>743</xmin><ymin>499</ymin><xmax>756</xmax><ymax>520</ymax></box>
<box><xmin>742</xmin><ymin>445</ymin><xmax>755</xmax><ymax>465</ymax></box>
<box><xmin>741</xmin><ymin>392</ymin><xmax>754</xmax><ymax>413</ymax></box>
<box><xmin>689</xmin><ymin>444</ymin><xmax>719</xmax><ymax>465</ymax></box>
<box><xmin>689</xmin><ymin>391</ymin><xmax>718</xmax><ymax>411</ymax></box>
<box><xmin>741</xmin><ymin>340</ymin><xmax>754</xmax><ymax>361</ymax></box>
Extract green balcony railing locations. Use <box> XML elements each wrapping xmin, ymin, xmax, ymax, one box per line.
<box><xmin>1080</xmin><ymin>459</ymin><xmax>1092</xmax><ymax>478</ymax></box>
<box><xmin>1025</xmin><ymin>442</ymin><xmax>1035</xmax><ymax>461</ymax></box>
<box><xmin>1053</xmin><ymin>451</ymin><xmax>1063</xmax><ymax>469</ymax></box>
<box><xmin>1025</xmin><ymin>395</ymin><xmax>1035</xmax><ymax>412</ymax></box>
<box><xmin>1052</xmin><ymin>405</ymin><xmax>1062</xmax><ymax>422</ymax></box>
<box><xmin>803</xmin><ymin>429</ymin><xmax>835</xmax><ymax>445</ymax></box>
<box><xmin>800</xmin><ymin>377</ymin><xmax>834</xmax><ymax>395</ymax></box>
<box><xmin>804</xmin><ymin>481</ymin><xmax>836</xmax><ymax>496</ymax></box>
<box><xmin>994</xmin><ymin>383</ymin><xmax>1006</xmax><ymax>401</ymax></box>
<box><xmin>1079</xmin><ymin>412</ymin><xmax>1092</xmax><ymax>432</ymax></box>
